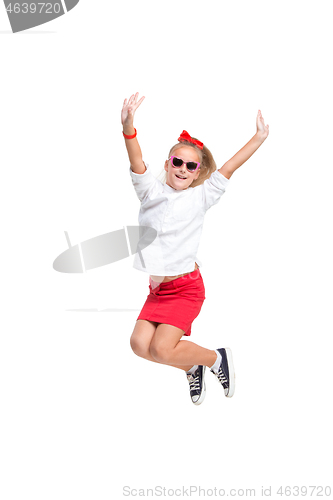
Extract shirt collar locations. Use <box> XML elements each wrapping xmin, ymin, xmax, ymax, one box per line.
<box><xmin>163</xmin><ymin>182</ymin><xmax>177</xmax><ymax>193</ymax></box>
<box><xmin>163</xmin><ymin>182</ymin><xmax>189</xmax><ymax>194</ymax></box>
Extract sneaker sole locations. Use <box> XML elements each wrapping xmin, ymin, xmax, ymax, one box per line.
<box><xmin>225</xmin><ymin>348</ymin><xmax>235</xmax><ymax>397</ymax></box>
<box><xmin>193</xmin><ymin>366</ymin><xmax>206</xmax><ymax>405</ymax></box>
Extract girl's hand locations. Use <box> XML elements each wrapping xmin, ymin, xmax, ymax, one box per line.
<box><xmin>121</xmin><ymin>92</ymin><xmax>145</xmax><ymax>128</ymax></box>
<box><xmin>256</xmin><ymin>110</ymin><xmax>269</xmax><ymax>141</ymax></box>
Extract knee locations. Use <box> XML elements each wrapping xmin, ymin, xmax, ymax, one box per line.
<box><xmin>149</xmin><ymin>342</ymin><xmax>172</xmax><ymax>364</ymax></box>
<box><xmin>130</xmin><ymin>334</ymin><xmax>149</xmax><ymax>359</ymax></box>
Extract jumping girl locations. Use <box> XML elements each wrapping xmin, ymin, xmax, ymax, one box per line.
<box><xmin>122</xmin><ymin>93</ymin><xmax>269</xmax><ymax>405</ymax></box>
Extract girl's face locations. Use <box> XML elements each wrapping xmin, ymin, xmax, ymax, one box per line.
<box><xmin>164</xmin><ymin>147</ymin><xmax>201</xmax><ymax>191</ymax></box>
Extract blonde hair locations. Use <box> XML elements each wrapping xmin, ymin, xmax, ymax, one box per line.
<box><xmin>164</xmin><ymin>138</ymin><xmax>217</xmax><ymax>188</ymax></box>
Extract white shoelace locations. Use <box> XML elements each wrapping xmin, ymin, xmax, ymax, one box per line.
<box><xmin>216</xmin><ymin>367</ymin><xmax>228</xmax><ymax>385</ymax></box>
<box><xmin>187</xmin><ymin>374</ymin><xmax>200</xmax><ymax>391</ymax></box>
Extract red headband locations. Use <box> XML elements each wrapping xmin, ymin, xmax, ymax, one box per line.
<box><xmin>178</xmin><ymin>130</ymin><xmax>204</xmax><ymax>150</ymax></box>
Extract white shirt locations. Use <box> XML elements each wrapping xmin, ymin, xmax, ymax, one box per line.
<box><xmin>129</xmin><ymin>164</ymin><xmax>229</xmax><ymax>276</ymax></box>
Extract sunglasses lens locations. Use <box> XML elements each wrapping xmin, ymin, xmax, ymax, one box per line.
<box><xmin>187</xmin><ymin>162</ymin><xmax>198</xmax><ymax>172</ymax></box>
<box><xmin>172</xmin><ymin>157</ymin><xmax>183</xmax><ymax>168</ymax></box>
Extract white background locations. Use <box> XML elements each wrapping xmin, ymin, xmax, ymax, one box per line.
<box><xmin>1</xmin><ymin>1</ymin><xmax>332</xmax><ymax>499</ymax></box>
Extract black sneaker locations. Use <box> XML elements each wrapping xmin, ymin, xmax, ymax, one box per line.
<box><xmin>211</xmin><ymin>348</ymin><xmax>235</xmax><ymax>397</ymax></box>
<box><xmin>186</xmin><ymin>365</ymin><xmax>206</xmax><ymax>405</ymax></box>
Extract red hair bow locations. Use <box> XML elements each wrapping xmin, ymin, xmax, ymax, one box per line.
<box><xmin>178</xmin><ymin>130</ymin><xmax>204</xmax><ymax>150</ymax></box>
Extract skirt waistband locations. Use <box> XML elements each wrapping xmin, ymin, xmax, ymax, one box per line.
<box><xmin>149</xmin><ymin>268</ymin><xmax>202</xmax><ymax>291</ymax></box>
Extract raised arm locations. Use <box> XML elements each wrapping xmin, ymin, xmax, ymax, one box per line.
<box><xmin>121</xmin><ymin>93</ymin><xmax>146</xmax><ymax>174</ymax></box>
<box><xmin>219</xmin><ymin>110</ymin><xmax>269</xmax><ymax>179</ymax></box>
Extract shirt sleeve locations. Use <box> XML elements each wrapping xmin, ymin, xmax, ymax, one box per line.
<box><xmin>201</xmin><ymin>170</ymin><xmax>230</xmax><ymax>211</ymax></box>
<box><xmin>129</xmin><ymin>163</ymin><xmax>159</xmax><ymax>202</ymax></box>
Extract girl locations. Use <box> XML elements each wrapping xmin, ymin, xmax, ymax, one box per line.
<box><xmin>122</xmin><ymin>93</ymin><xmax>269</xmax><ymax>405</ymax></box>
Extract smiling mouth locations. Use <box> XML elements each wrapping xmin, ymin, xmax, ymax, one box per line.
<box><xmin>176</xmin><ymin>174</ymin><xmax>187</xmax><ymax>179</ymax></box>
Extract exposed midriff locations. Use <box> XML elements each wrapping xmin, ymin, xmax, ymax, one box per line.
<box><xmin>150</xmin><ymin>262</ymin><xmax>199</xmax><ymax>283</ymax></box>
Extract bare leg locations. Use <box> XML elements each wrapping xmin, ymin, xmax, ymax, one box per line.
<box><xmin>149</xmin><ymin>323</ymin><xmax>217</xmax><ymax>368</ymax></box>
<box><xmin>130</xmin><ymin>320</ymin><xmax>193</xmax><ymax>372</ymax></box>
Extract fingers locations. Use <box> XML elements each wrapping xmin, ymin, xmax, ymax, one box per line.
<box><xmin>256</xmin><ymin>109</ymin><xmax>269</xmax><ymax>137</ymax></box>
<box><xmin>127</xmin><ymin>93</ymin><xmax>138</xmax><ymax>107</ymax></box>
<box><xmin>136</xmin><ymin>95</ymin><xmax>145</xmax><ymax>108</ymax></box>
<box><xmin>258</xmin><ymin>110</ymin><xmax>268</xmax><ymax>122</ymax></box>
<box><xmin>124</xmin><ymin>93</ymin><xmax>144</xmax><ymax>108</ymax></box>
<box><xmin>257</xmin><ymin>109</ymin><xmax>267</xmax><ymax>126</ymax></box>
<box><xmin>131</xmin><ymin>92</ymin><xmax>145</xmax><ymax>110</ymax></box>
<box><xmin>122</xmin><ymin>93</ymin><xmax>145</xmax><ymax>120</ymax></box>
<box><xmin>122</xmin><ymin>93</ymin><xmax>144</xmax><ymax>126</ymax></box>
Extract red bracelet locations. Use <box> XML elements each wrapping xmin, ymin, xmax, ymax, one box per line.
<box><xmin>122</xmin><ymin>128</ymin><xmax>137</xmax><ymax>139</ymax></box>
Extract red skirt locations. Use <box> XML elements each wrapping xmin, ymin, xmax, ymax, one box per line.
<box><xmin>137</xmin><ymin>268</ymin><xmax>206</xmax><ymax>336</ymax></box>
